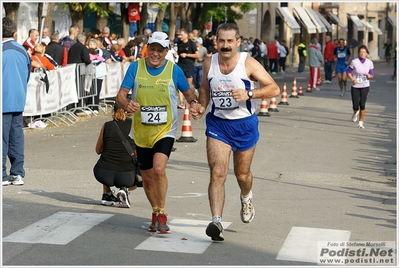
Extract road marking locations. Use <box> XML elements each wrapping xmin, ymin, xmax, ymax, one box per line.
<box><xmin>276</xmin><ymin>226</ymin><xmax>351</xmax><ymax>263</ymax></box>
<box><xmin>169</xmin><ymin>192</ymin><xmax>207</xmax><ymax>198</ymax></box>
<box><xmin>3</xmin><ymin>212</ymin><xmax>113</xmax><ymax>245</ymax></box>
<box><xmin>135</xmin><ymin>219</ymin><xmax>231</xmax><ymax>254</ymax></box>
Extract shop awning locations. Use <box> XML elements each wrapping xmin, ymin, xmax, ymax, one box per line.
<box><xmin>361</xmin><ymin>20</ymin><xmax>373</xmax><ymax>32</ymax></box>
<box><xmin>305</xmin><ymin>8</ymin><xmax>327</xmax><ymax>32</ymax></box>
<box><xmin>315</xmin><ymin>11</ymin><xmax>333</xmax><ymax>32</ymax></box>
<box><xmin>388</xmin><ymin>15</ymin><xmax>397</xmax><ymax>27</ymax></box>
<box><xmin>328</xmin><ymin>12</ymin><xmax>348</xmax><ymax>31</ymax></box>
<box><xmin>370</xmin><ymin>22</ymin><xmax>383</xmax><ymax>35</ymax></box>
<box><xmin>293</xmin><ymin>7</ymin><xmax>317</xmax><ymax>34</ymax></box>
<box><xmin>276</xmin><ymin>7</ymin><xmax>301</xmax><ymax>34</ymax></box>
<box><xmin>347</xmin><ymin>14</ymin><xmax>365</xmax><ymax>31</ymax></box>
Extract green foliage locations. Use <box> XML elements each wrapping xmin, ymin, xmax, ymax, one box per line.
<box><xmin>61</xmin><ymin>3</ymin><xmax>109</xmax><ymax>17</ymax></box>
<box><xmin>196</xmin><ymin>3</ymin><xmax>257</xmax><ymax>26</ymax></box>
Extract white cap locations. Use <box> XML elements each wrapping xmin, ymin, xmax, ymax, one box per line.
<box><xmin>196</xmin><ymin>37</ymin><xmax>203</xmax><ymax>45</ymax></box>
<box><xmin>147</xmin><ymin>32</ymin><xmax>169</xmax><ymax>48</ymax></box>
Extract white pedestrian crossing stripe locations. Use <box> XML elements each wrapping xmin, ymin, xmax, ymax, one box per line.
<box><xmin>276</xmin><ymin>226</ymin><xmax>351</xmax><ymax>263</ymax></box>
<box><xmin>3</xmin><ymin>212</ymin><xmax>113</xmax><ymax>245</ymax></box>
<box><xmin>135</xmin><ymin>219</ymin><xmax>232</xmax><ymax>254</ymax></box>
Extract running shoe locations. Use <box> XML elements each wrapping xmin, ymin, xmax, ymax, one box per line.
<box><xmin>358</xmin><ymin>121</ymin><xmax>365</xmax><ymax>129</ymax></box>
<box><xmin>148</xmin><ymin>212</ymin><xmax>157</xmax><ymax>233</ymax></box>
<box><xmin>351</xmin><ymin>110</ymin><xmax>360</xmax><ymax>122</ymax></box>
<box><xmin>101</xmin><ymin>192</ymin><xmax>119</xmax><ymax>206</ymax></box>
<box><xmin>205</xmin><ymin>221</ymin><xmax>224</xmax><ymax>241</ymax></box>
<box><xmin>8</xmin><ymin>175</ymin><xmax>24</xmax><ymax>186</ymax></box>
<box><xmin>156</xmin><ymin>213</ymin><xmax>171</xmax><ymax>234</ymax></box>
<box><xmin>148</xmin><ymin>212</ymin><xmax>157</xmax><ymax>232</ymax></box>
<box><xmin>339</xmin><ymin>90</ymin><xmax>345</xmax><ymax>97</ymax></box>
<box><xmin>2</xmin><ymin>180</ymin><xmax>10</xmax><ymax>186</ymax></box>
<box><xmin>117</xmin><ymin>187</ymin><xmax>131</xmax><ymax>208</ymax></box>
<box><xmin>240</xmin><ymin>191</ymin><xmax>255</xmax><ymax>223</ymax></box>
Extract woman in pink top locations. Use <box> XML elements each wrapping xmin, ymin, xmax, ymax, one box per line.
<box><xmin>346</xmin><ymin>45</ymin><xmax>374</xmax><ymax>129</ymax></box>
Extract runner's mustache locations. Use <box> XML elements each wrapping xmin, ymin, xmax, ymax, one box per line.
<box><xmin>220</xmin><ymin>47</ymin><xmax>232</xmax><ymax>52</ymax></box>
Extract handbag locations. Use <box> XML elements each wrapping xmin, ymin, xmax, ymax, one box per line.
<box><xmin>113</xmin><ymin>121</ymin><xmax>143</xmax><ymax>187</ymax></box>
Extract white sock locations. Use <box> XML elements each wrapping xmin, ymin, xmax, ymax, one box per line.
<box><xmin>241</xmin><ymin>191</ymin><xmax>253</xmax><ymax>202</ymax></box>
<box><xmin>212</xmin><ymin>216</ymin><xmax>222</xmax><ymax>223</ymax></box>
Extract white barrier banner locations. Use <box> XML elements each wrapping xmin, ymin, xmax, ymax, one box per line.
<box><xmin>122</xmin><ymin>61</ymin><xmax>131</xmax><ymax>77</ymax></box>
<box><xmin>38</xmin><ymin>70</ymin><xmax>60</xmax><ymax>114</ymax></box>
<box><xmin>58</xmin><ymin>64</ymin><xmax>78</xmax><ymax>107</ymax></box>
<box><xmin>100</xmin><ymin>62</ymin><xmax>123</xmax><ymax>99</ymax></box>
<box><xmin>24</xmin><ymin>73</ymin><xmax>42</xmax><ymax>116</ymax></box>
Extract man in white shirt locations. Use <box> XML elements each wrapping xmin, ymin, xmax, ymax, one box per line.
<box><xmin>259</xmin><ymin>39</ymin><xmax>268</xmax><ymax>72</ymax></box>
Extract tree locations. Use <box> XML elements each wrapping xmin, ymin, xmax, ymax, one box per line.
<box><xmin>3</xmin><ymin>3</ymin><xmax>20</xmax><ymax>21</ymax></box>
<box><xmin>190</xmin><ymin>3</ymin><xmax>256</xmax><ymax>33</ymax></box>
<box><xmin>61</xmin><ymin>3</ymin><xmax>109</xmax><ymax>33</ymax></box>
<box><xmin>38</xmin><ymin>3</ymin><xmax>55</xmax><ymax>33</ymax></box>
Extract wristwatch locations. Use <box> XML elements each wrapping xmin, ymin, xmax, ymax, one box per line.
<box><xmin>247</xmin><ymin>90</ymin><xmax>254</xmax><ymax>100</ymax></box>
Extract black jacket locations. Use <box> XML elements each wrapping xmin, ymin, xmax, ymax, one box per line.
<box><xmin>46</xmin><ymin>41</ymin><xmax>65</xmax><ymax>66</ymax></box>
<box><xmin>67</xmin><ymin>41</ymin><xmax>91</xmax><ymax>65</ymax></box>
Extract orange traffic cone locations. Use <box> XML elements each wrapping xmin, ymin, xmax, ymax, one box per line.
<box><xmin>176</xmin><ymin>103</ymin><xmax>197</xmax><ymax>142</ymax></box>
<box><xmin>278</xmin><ymin>83</ymin><xmax>289</xmax><ymax>105</ymax></box>
<box><xmin>268</xmin><ymin>97</ymin><xmax>279</xmax><ymax>112</ymax></box>
<box><xmin>298</xmin><ymin>85</ymin><xmax>304</xmax><ymax>96</ymax></box>
<box><xmin>306</xmin><ymin>83</ymin><xmax>312</xmax><ymax>93</ymax></box>
<box><xmin>289</xmin><ymin>78</ymin><xmax>299</xmax><ymax>98</ymax></box>
<box><xmin>257</xmin><ymin>98</ymin><xmax>270</xmax><ymax>117</ymax></box>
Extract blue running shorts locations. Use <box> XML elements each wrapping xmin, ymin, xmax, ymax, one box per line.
<box><xmin>205</xmin><ymin>113</ymin><xmax>259</xmax><ymax>152</ymax></box>
<box><xmin>336</xmin><ymin>64</ymin><xmax>348</xmax><ymax>74</ymax></box>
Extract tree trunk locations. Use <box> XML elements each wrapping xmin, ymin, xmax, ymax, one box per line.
<box><xmin>121</xmin><ymin>3</ymin><xmax>130</xmax><ymax>40</ymax></box>
<box><xmin>156</xmin><ymin>8</ymin><xmax>165</xmax><ymax>32</ymax></box>
<box><xmin>38</xmin><ymin>3</ymin><xmax>56</xmax><ymax>33</ymax></box>
<box><xmin>96</xmin><ymin>3</ymin><xmax>109</xmax><ymax>33</ymax></box>
<box><xmin>169</xmin><ymin>3</ymin><xmax>177</xmax><ymax>39</ymax></box>
<box><xmin>3</xmin><ymin>3</ymin><xmax>20</xmax><ymax>22</ymax></box>
<box><xmin>68</xmin><ymin>5</ymin><xmax>84</xmax><ymax>32</ymax></box>
<box><xmin>138</xmin><ymin>3</ymin><xmax>148</xmax><ymax>35</ymax></box>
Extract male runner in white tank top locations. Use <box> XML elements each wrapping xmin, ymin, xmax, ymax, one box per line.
<box><xmin>190</xmin><ymin>23</ymin><xmax>280</xmax><ymax>241</ymax></box>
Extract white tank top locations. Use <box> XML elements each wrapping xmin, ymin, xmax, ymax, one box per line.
<box><xmin>208</xmin><ymin>52</ymin><xmax>259</xmax><ymax>120</ymax></box>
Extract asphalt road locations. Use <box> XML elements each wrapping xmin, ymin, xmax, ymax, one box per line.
<box><xmin>2</xmin><ymin>60</ymin><xmax>397</xmax><ymax>267</ymax></box>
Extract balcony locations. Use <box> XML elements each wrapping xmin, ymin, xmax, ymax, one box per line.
<box><xmin>319</xmin><ymin>3</ymin><xmax>339</xmax><ymax>9</ymax></box>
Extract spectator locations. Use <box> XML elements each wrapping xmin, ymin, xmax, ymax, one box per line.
<box><xmin>117</xmin><ymin>38</ymin><xmax>128</xmax><ymax>61</ymax></box>
<box><xmin>41</xmin><ymin>26</ymin><xmax>51</xmax><ymax>45</ymax></box>
<box><xmin>277</xmin><ymin>39</ymin><xmax>289</xmax><ymax>73</ymax></box>
<box><xmin>67</xmin><ymin>33</ymin><xmax>91</xmax><ymax>65</ymax></box>
<box><xmin>259</xmin><ymin>39</ymin><xmax>268</xmax><ymax>72</ymax></box>
<box><xmin>94</xmin><ymin>103</ymin><xmax>139</xmax><ymax>207</ymax></box>
<box><xmin>2</xmin><ymin>17</ymin><xmax>32</xmax><ymax>186</ymax></box>
<box><xmin>267</xmin><ymin>40</ymin><xmax>279</xmax><ymax>74</ymax></box>
<box><xmin>46</xmin><ymin>32</ymin><xmax>68</xmax><ymax>67</ymax></box>
<box><xmin>139</xmin><ymin>27</ymin><xmax>152</xmax><ymax>58</ymax></box>
<box><xmin>116</xmin><ymin>31</ymin><xmax>198</xmax><ymax>234</ymax></box>
<box><xmin>110</xmin><ymin>33</ymin><xmax>118</xmax><ymax>45</ymax></box>
<box><xmin>101</xmin><ymin>26</ymin><xmax>113</xmax><ymax>50</ymax></box>
<box><xmin>383</xmin><ymin>38</ymin><xmax>392</xmax><ymax>64</ymax></box>
<box><xmin>297</xmin><ymin>40</ymin><xmax>307</xmax><ymax>73</ymax></box>
<box><xmin>323</xmin><ymin>35</ymin><xmax>335</xmax><ymax>84</ymax></box>
<box><xmin>203</xmin><ymin>32</ymin><xmax>214</xmax><ymax>51</ymax></box>
<box><xmin>31</xmin><ymin>43</ymin><xmax>56</xmax><ymax>71</ymax></box>
<box><xmin>95</xmin><ymin>37</ymin><xmax>112</xmax><ymax>64</ymax></box>
<box><xmin>60</xmin><ymin>24</ymin><xmax>79</xmax><ymax>52</ymax></box>
<box><xmin>193</xmin><ymin>37</ymin><xmax>207</xmax><ymax>90</ymax></box>
<box><xmin>87</xmin><ymin>39</ymin><xmax>106</xmax><ymax>114</ymax></box>
<box><xmin>23</xmin><ymin>28</ymin><xmax>39</xmax><ymax>54</ymax></box>
<box><xmin>239</xmin><ymin>36</ymin><xmax>249</xmax><ymax>53</ymax></box>
<box><xmin>110</xmin><ymin>44</ymin><xmax>124</xmax><ymax>63</ymax></box>
<box><xmin>250</xmin><ymin>38</ymin><xmax>262</xmax><ymax>65</ymax></box>
<box><xmin>308</xmin><ymin>38</ymin><xmax>324</xmax><ymax>91</ymax></box>
<box><xmin>176</xmin><ymin>28</ymin><xmax>200</xmax><ymax>108</ymax></box>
